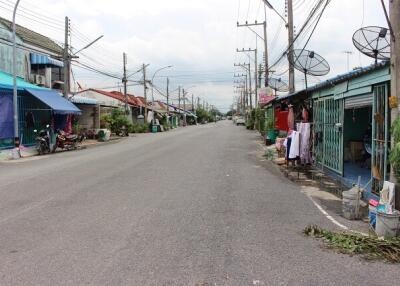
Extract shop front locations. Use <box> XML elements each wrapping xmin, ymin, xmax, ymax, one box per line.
<box><xmin>311</xmin><ymin>62</ymin><xmax>390</xmax><ymax>199</ymax></box>
<box><xmin>0</xmin><ymin>71</ymin><xmax>80</xmax><ymax>150</ymax></box>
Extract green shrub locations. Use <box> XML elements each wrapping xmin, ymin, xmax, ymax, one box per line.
<box><xmin>390</xmin><ymin>118</ymin><xmax>400</xmax><ymax>179</ymax></box>
<box><xmin>129</xmin><ymin>122</ymin><xmax>149</xmax><ymax>133</ymax></box>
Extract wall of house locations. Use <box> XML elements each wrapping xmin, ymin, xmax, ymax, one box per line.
<box><xmin>76</xmin><ymin>104</ymin><xmax>96</xmax><ymax>130</ymax></box>
<box><xmin>0</xmin><ymin>22</ymin><xmax>27</xmax><ymax>79</ymax></box>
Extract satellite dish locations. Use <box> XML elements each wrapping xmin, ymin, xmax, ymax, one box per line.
<box><xmin>289</xmin><ymin>49</ymin><xmax>330</xmax><ymax>89</ymax></box>
<box><xmin>268</xmin><ymin>77</ymin><xmax>289</xmax><ymax>96</ymax></box>
<box><xmin>352</xmin><ymin>26</ymin><xmax>390</xmax><ymax>64</ymax></box>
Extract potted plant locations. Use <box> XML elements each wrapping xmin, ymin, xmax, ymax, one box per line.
<box><xmin>265</xmin><ymin>117</ymin><xmax>277</xmax><ymax>145</ymax></box>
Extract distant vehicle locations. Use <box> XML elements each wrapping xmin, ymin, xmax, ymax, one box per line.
<box><xmin>227</xmin><ymin>116</ymin><xmax>232</xmax><ymax>120</ymax></box>
<box><xmin>236</xmin><ymin>117</ymin><xmax>245</xmax><ymax>126</ymax></box>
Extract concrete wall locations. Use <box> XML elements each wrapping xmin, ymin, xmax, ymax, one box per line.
<box><xmin>0</xmin><ymin>22</ymin><xmax>27</xmax><ymax>79</ymax></box>
<box><xmin>76</xmin><ymin>104</ymin><xmax>97</xmax><ymax>130</ymax></box>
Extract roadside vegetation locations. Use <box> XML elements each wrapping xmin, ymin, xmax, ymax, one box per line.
<box><xmin>304</xmin><ymin>225</ymin><xmax>400</xmax><ymax>263</ymax></box>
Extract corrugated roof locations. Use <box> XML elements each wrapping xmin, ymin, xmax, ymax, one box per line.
<box><xmin>0</xmin><ymin>17</ymin><xmax>63</xmax><ymax>55</ymax></box>
<box><xmin>0</xmin><ymin>70</ymin><xmax>44</xmax><ymax>90</ymax></box>
<box><xmin>69</xmin><ymin>95</ymin><xmax>98</xmax><ymax>105</ymax></box>
<box><xmin>277</xmin><ymin>61</ymin><xmax>390</xmax><ymax>101</ymax></box>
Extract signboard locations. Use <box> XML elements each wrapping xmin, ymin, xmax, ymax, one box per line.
<box><xmin>258</xmin><ymin>87</ymin><xmax>274</xmax><ymax>105</ymax></box>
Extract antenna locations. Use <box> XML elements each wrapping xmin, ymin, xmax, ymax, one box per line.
<box><xmin>289</xmin><ymin>49</ymin><xmax>330</xmax><ymax>90</ymax></box>
<box><xmin>352</xmin><ymin>26</ymin><xmax>391</xmax><ymax>64</ymax></box>
<box><xmin>342</xmin><ymin>51</ymin><xmax>353</xmax><ymax>71</ymax></box>
<box><xmin>268</xmin><ymin>77</ymin><xmax>289</xmax><ymax>96</ymax></box>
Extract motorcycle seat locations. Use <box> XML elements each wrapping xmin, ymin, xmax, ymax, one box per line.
<box><xmin>66</xmin><ymin>135</ymin><xmax>78</xmax><ymax>140</ymax></box>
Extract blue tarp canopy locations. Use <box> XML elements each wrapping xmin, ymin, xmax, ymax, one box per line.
<box><xmin>30</xmin><ymin>53</ymin><xmax>64</xmax><ymax>68</ymax></box>
<box><xmin>25</xmin><ymin>88</ymin><xmax>81</xmax><ymax>115</ymax></box>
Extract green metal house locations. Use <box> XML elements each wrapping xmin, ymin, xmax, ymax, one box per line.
<box><xmin>310</xmin><ymin>61</ymin><xmax>390</xmax><ymax>198</ymax></box>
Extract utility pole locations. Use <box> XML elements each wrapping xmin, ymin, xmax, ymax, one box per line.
<box><xmin>122</xmin><ymin>52</ymin><xmax>128</xmax><ymax>113</ymax></box>
<box><xmin>178</xmin><ymin>86</ymin><xmax>181</xmax><ymax>125</ymax></box>
<box><xmin>287</xmin><ymin>0</ymin><xmax>295</xmax><ymax>93</ymax></box>
<box><xmin>143</xmin><ymin>64</ymin><xmax>148</xmax><ymax>123</ymax></box>
<box><xmin>390</xmin><ymin>0</ymin><xmax>400</xmax><ymax>185</ymax></box>
<box><xmin>191</xmin><ymin>94</ymin><xmax>194</xmax><ymax>112</ymax></box>
<box><xmin>166</xmin><ymin>77</ymin><xmax>170</xmax><ymax>123</ymax></box>
<box><xmin>263</xmin><ymin>21</ymin><xmax>268</xmax><ymax>87</ymax></box>
<box><xmin>236</xmin><ymin>49</ymin><xmax>258</xmax><ymax>107</ymax></box>
<box><xmin>234</xmin><ymin>64</ymin><xmax>251</xmax><ymax>109</ymax></box>
<box><xmin>237</xmin><ymin>21</ymin><xmax>268</xmax><ymax>87</ymax></box>
<box><xmin>258</xmin><ymin>64</ymin><xmax>263</xmax><ymax>89</ymax></box>
<box><xmin>63</xmin><ymin>16</ymin><xmax>70</xmax><ymax>98</ymax></box>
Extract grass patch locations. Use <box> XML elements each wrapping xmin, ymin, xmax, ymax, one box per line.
<box><xmin>264</xmin><ymin>149</ymin><xmax>275</xmax><ymax>160</ymax></box>
<box><xmin>304</xmin><ymin>225</ymin><xmax>400</xmax><ymax>263</ymax></box>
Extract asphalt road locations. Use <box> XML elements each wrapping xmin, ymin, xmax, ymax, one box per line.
<box><xmin>0</xmin><ymin>121</ymin><xmax>399</xmax><ymax>286</ymax></box>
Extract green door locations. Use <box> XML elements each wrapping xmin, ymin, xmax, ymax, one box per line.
<box><xmin>314</xmin><ymin>96</ymin><xmax>344</xmax><ymax>174</ymax></box>
<box><xmin>371</xmin><ymin>84</ymin><xmax>389</xmax><ymax>194</ymax></box>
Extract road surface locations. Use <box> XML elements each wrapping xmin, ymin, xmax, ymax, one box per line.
<box><xmin>0</xmin><ymin>121</ymin><xmax>399</xmax><ymax>285</ymax></box>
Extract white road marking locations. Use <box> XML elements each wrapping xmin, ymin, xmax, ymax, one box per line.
<box><xmin>307</xmin><ymin>195</ymin><xmax>349</xmax><ymax>230</ymax></box>
<box><xmin>307</xmin><ymin>195</ymin><xmax>368</xmax><ymax>236</ymax></box>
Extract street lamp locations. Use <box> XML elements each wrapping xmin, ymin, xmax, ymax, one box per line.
<box><xmin>151</xmin><ymin>65</ymin><xmax>173</xmax><ymax>128</ymax></box>
<box><xmin>12</xmin><ymin>0</ymin><xmax>21</xmax><ymax>159</ymax></box>
<box><xmin>262</xmin><ymin>0</ymin><xmax>287</xmax><ymax>24</ymax></box>
<box><xmin>72</xmin><ymin>35</ymin><xmax>104</xmax><ymax>56</ymax></box>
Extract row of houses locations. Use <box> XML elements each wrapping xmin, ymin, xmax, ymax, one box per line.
<box><xmin>261</xmin><ymin>61</ymin><xmax>394</xmax><ymax>205</ymax></box>
<box><xmin>0</xmin><ymin>16</ymin><xmax>197</xmax><ymax>153</ymax></box>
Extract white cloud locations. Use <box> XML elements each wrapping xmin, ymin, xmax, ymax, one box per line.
<box><xmin>0</xmin><ymin>0</ymin><xmax>391</xmax><ymax>111</ymax></box>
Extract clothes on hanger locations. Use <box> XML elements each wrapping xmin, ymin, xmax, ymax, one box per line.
<box><xmin>298</xmin><ymin>122</ymin><xmax>312</xmax><ymax>164</ymax></box>
<box><xmin>289</xmin><ymin>130</ymin><xmax>300</xmax><ymax>159</ymax></box>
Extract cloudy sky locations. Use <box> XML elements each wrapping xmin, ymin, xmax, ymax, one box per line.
<box><xmin>0</xmin><ymin>0</ymin><xmax>390</xmax><ymax>111</ymax></box>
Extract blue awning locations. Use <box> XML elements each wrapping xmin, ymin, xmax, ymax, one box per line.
<box><xmin>25</xmin><ymin>88</ymin><xmax>81</xmax><ymax>115</ymax></box>
<box><xmin>30</xmin><ymin>53</ymin><xmax>64</xmax><ymax>68</ymax></box>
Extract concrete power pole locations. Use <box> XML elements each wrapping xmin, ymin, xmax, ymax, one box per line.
<box><xmin>178</xmin><ymin>86</ymin><xmax>181</xmax><ymax>125</ymax></box>
<box><xmin>63</xmin><ymin>16</ymin><xmax>70</xmax><ymax>98</ymax></box>
<box><xmin>237</xmin><ymin>21</ymin><xmax>268</xmax><ymax>88</ymax></box>
<box><xmin>236</xmin><ymin>49</ymin><xmax>258</xmax><ymax>107</ymax></box>
<box><xmin>143</xmin><ymin>64</ymin><xmax>148</xmax><ymax>123</ymax></box>
<box><xmin>263</xmin><ymin>21</ymin><xmax>269</xmax><ymax>87</ymax></box>
<box><xmin>166</xmin><ymin>77</ymin><xmax>169</xmax><ymax>118</ymax></box>
<box><xmin>287</xmin><ymin>0</ymin><xmax>295</xmax><ymax>93</ymax></box>
<box><xmin>122</xmin><ymin>53</ymin><xmax>128</xmax><ymax>113</ymax></box>
<box><xmin>390</xmin><ymin>0</ymin><xmax>400</xmax><ymax>184</ymax></box>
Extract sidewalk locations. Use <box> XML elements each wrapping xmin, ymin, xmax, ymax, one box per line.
<box><xmin>255</xmin><ymin>136</ymin><xmax>371</xmax><ymax>235</ymax></box>
<box><xmin>0</xmin><ymin>137</ymin><xmax>124</xmax><ymax>162</ymax></box>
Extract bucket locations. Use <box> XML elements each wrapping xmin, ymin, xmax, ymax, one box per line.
<box><xmin>376</xmin><ymin>211</ymin><xmax>400</xmax><ymax>238</ymax></box>
<box><xmin>342</xmin><ymin>189</ymin><xmax>361</xmax><ymax>220</ymax></box>
<box><xmin>266</xmin><ymin>129</ymin><xmax>278</xmax><ymax>144</ymax></box>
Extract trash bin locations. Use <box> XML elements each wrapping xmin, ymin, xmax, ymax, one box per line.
<box><xmin>376</xmin><ymin>211</ymin><xmax>400</xmax><ymax>238</ymax></box>
<box><xmin>342</xmin><ymin>187</ymin><xmax>362</xmax><ymax>220</ymax></box>
<box><xmin>152</xmin><ymin>125</ymin><xmax>158</xmax><ymax>133</ymax></box>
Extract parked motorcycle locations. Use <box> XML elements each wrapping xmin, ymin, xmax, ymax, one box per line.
<box><xmin>52</xmin><ymin>130</ymin><xmax>85</xmax><ymax>152</ymax></box>
<box><xmin>34</xmin><ymin>125</ymin><xmax>51</xmax><ymax>155</ymax></box>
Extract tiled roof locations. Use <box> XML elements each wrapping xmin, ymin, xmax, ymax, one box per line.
<box><xmin>0</xmin><ymin>17</ymin><xmax>63</xmax><ymax>55</ymax></box>
<box><xmin>88</xmin><ymin>89</ymin><xmax>138</xmax><ymax>106</ymax></box>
